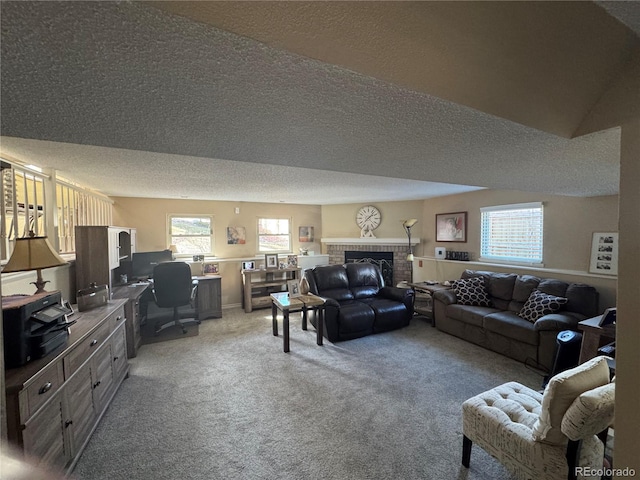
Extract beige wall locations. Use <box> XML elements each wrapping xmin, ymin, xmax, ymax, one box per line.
<box><xmin>419</xmin><ymin>189</ymin><xmax>619</xmax><ymax>271</ymax></box>
<box><xmin>112</xmin><ymin>197</ymin><xmax>322</xmax><ymax>307</ymax></box>
<box><xmin>415</xmin><ymin>190</ymin><xmax>619</xmax><ymax>309</ymax></box>
<box><xmin>321</xmin><ymin>200</ymin><xmax>424</xmax><ymax>240</ymax></box>
<box><xmin>614</xmin><ymin>118</ymin><xmax>640</xmax><ymax>473</ymax></box>
<box><xmin>321</xmin><ymin>192</ymin><xmax>618</xmax><ymax>272</ymax></box>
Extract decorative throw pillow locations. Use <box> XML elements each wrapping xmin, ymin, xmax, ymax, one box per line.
<box><xmin>532</xmin><ymin>356</ymin><xmax>610</xmax><ymax>445</ymax></box>
<box><xmin>452</xmin><ymin>277</ymin><xmax>492</xmax><ymax>307</ymax></box>
<box><xmin>519</xmin><ymin>289</ymin><xmax>568</xmax><ymax>322</ymax></box>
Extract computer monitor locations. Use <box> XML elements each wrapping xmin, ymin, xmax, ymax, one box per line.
<box><xmin>131</xmin><ymin>250</ymin><xmax>173</xmax><ymax>280</ymax></box>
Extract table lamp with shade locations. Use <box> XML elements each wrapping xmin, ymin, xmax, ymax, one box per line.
<box><xmin>2</xmin><ymin>231</ymin><xmax>69</xmax><ymax>294</ymax></box>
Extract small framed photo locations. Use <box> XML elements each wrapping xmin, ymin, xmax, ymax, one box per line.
<box><xmin>436</xmin><ymin>212</ymin><xmax>467</xmax><ymax>242</ymax></box>
<box><xmin>287</xmin><ymin>255</ymin><xmax>298</xmax><ymax>267</ymax></box>
<box><xmin>265</xmin><ymin>253</ymin><xmax>279</xmax><ymax>270</ymax></box>
<box><xmin>241</xmin><ymin>261</ymin><xmax>255</xmax><ymax>271</ymax></box>
<box><xmin>62</xmin><ymin>299</ymin><xmax>75</xmax><ymax>316</ymax></box>
<box><xmin>287</xmin><ymin>279</ymin><xmax>301</xmax><ymax>298</ymax></box>
<box><xmin>599</xmin><ymin>307</ymin><xmax>617</xmax><ymax>327</ymax></box>
<box><xmin>589</xmin><ymin>232</ymin><xmax>618</xmax><ymax>275</ymax></box>
<box><xmin>204</xmin><ymin>262</ymin><xmax>219</xmax><ymax>275</ymax></box>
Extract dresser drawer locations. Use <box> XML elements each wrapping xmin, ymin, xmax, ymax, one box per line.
<box><xmin>64</xmin><ymin>320</ymin><xmax>111</xmax><ymax>378</ymax></box>
<box><xmin>107</xmin><ymin>306</ymin><xmax>126</xmax><ymax>331</ymax></box>
<box><xmin>20</xmin><ymin>360</ymin><xmax>65</xmax><ymax>423</ymax></box>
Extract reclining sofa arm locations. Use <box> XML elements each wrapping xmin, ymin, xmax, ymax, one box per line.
<box><xmin>379</xmin><ymin>286</ymin><xmax>413</xmax><ymax>302</ymax></box>
<box><xmin>379</xmin><ymin>286</ymin><xmax>415</xmax><ymax>313</ymax></box>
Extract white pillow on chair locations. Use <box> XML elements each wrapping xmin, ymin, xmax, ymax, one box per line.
<box><xmin>532</xmin><ymin>356</ymin><xmax>610</xmax><ymax>445</ymax></box>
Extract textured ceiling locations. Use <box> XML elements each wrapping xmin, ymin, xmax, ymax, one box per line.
<box><xmin>0</xmin><ymin>2</ymin><xmax>637</xmax><ymax>204</ymax></box>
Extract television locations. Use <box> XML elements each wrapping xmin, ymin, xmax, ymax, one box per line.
<box><xmin>131</xmin><ymin>250</ymin><xmax>173</xmax><ymax>280</ymax></box>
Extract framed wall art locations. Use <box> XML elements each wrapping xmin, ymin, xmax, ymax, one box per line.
<box><xmin>436</xmin><ymin>212</ymin><xmax>467</xmax><ymax>242</ymax></box>
<box><xmin>227</xmin><ymin>226</ymin><xmax>246</xmax><ymax>244</ymax></box>
<box><xmin>299</xmin><ymin>226</ymin><xmax>314</xmax><ymax>242</ymax></box>
<box><xmin>589</xmin><ymin>232</ymin><xmax>618</xmax><ymax>275</ymax></box>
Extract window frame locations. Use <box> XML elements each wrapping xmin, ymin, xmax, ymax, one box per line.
<box><xmin>167</xmin><ymin>214</ymin><xmax>215</xmax><ymax>257</ymax></box>
<box><xmin>479</xmin><ymin>202</ymin><xmax>544</xmax><ymax>266</ymax></box>
<box><xmin>257</xmin><ymin>217</ymin><xmax>291</xmax><ymax>253</ymax></box>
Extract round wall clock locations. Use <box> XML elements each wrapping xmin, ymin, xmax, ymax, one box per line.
<box><xmin>356</xmin><ymin>205</ymin><xmax>381</xmax><ymax>236</ymax></box>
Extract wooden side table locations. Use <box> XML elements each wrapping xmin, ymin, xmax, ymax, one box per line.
<box><xmin>406</xmin><ymin>282</ymin><xmax>451</xmax><ymax>327</ymax></box>
<box><xmin>577</xmin><ymin>316</ymin><xmax>616</xmax><ymax>364</ymax></box>
<box><xmin>270</xmin><ymin>292</ymin><xmax>325</xmax><ymax>353</ymax></box>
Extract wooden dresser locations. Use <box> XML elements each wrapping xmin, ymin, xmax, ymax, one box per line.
<box><xmin>3</xmin><ymin>299</ymin><xmax>129</xmax><ymax>473</ymax></box>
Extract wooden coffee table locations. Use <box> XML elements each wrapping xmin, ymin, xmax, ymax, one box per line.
<box><xmin>270</xmin><ymin>292</ymin><xmax>326</xmax><ymax>353</ymax></box>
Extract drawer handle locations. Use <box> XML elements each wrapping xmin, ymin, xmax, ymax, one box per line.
<box><xmin>113</xmin><ymin>356</ymin><xmax>119</xmax><ymax>362</ymax></box>
<box><xmin>90</xmin><ymin>339</ymin><xmax>98</xmax><ymax>347</ymax></box>
<box><xmin>93</xmin><ymin>380</ymin><xmax>101</xmax><ymax>389</ymax></box>
<box><xmin>116</xmin><ymin>315</ymin><xmax>123</xmax><ymax>321</ymax></box>
<box><xmin>38</xmin><ymin>382</ymin><xmax>53</xmax><ymax>395</ymax></box>
<box><xmin>64</xmin><ymin>420</ymin><xmax>73</xmax><ymax>428</ymax></box>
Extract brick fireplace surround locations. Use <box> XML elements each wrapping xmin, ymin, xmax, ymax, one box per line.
<box><xmin>325</xmin><ymin>242</ymin><xmax>413</xmax><ymax>286</ymax></box>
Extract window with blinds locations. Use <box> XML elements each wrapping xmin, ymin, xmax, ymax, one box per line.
<box><xmin>480</xmin><ymin>202</ymin><xmax>544</xmax><ymax>264</ymax></box>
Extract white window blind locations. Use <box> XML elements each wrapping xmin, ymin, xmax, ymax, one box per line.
<box><xmin>480</xmin><ymin>202</ymin><xmax>543</xmax><ymax>264</ymax></box>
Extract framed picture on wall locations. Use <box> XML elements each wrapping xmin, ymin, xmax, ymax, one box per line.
<box><xmin>299</xmin><ymin>226</ymin><xmax>314</xmax><ymax>242</ymax></box>
<box><xmin>589</xmin><ymin>232</ymin><xmax>618</xmax><ymax>275</ymax></box>
<box><xmin>227</xmin><ymin>226</ymin><xmax>246</xmax><ymax>244</ymax></box>
<box><xmin>436</xmin><ymin>212</ymin><xmax>467</xmax><ymax>242</ymax></box>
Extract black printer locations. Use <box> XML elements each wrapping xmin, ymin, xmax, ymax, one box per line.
<box><xmin>2</xmin><ymin>291</ymin><xmax>74</xmax><ymax>369</ymax></box>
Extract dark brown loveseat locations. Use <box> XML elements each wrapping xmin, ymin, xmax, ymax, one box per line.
<box><xmin>304</xmin><ymin>263</ymin><xmax>414</xmax><ymax>342</ymax></box>
<box><xmin>432</xmin><ymin>269</ymin><xmax>599</xmax><ymax>372</ymax></box>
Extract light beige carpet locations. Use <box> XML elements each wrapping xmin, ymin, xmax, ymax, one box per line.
<box><xmin>73</xmin><ymin>308</ymin><xmax>543</xmax><ymax>480</ymax></box>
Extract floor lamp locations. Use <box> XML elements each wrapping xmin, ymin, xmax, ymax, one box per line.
<box><xmin>403</xmin><ymin>219</ymin><xmax>418</xmax><ymax>283</ymax></box>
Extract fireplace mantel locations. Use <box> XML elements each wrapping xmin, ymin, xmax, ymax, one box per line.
<box><xmin>321</xmin><ymin>237</ymin><xmax>420</xmax><ymax>246</ymax></box>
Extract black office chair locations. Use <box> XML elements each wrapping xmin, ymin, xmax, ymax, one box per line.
<box><xmin>152</xmin><ymin>262</ymin><xmax>199</xmax><ymax>335</ymax></box>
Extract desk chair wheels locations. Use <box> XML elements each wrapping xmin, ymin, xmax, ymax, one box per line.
<box><xmin>154</xmin><ymin>318</ymin><xmax>190</xmax><ymax>335</ymax></box>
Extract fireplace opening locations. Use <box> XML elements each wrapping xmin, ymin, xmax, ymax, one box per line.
<box><xmin>344</xmin><ymin>251</ymin><xmax>394</xmax><ymax>286</ymax></box>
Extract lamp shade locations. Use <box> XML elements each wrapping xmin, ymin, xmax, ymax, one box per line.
<box><xmin>2</xmin><ymin>235</ymin><xmax>68</xmax><ymax>273</ymax></box>
<box><xmin>403</xmin><ymin>219</ymin><xmax>418</xmax><ymax>229</ymax></box>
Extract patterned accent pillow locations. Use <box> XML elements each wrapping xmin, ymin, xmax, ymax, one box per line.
<box><xmin>519</xmin><ymin>289</ymin><xmax>568</xmax><ymax>322</ymax></box>
<box><xmin>452</xmin><ymin>277</ymin><xmax>492</xmax><ymax>307</ymax></box>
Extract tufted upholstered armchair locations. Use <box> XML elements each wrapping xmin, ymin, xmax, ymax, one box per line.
<box><xmin>461</xmin><ymin>356</ymin><xmax>614</xmax><ymax>480</ymax></box>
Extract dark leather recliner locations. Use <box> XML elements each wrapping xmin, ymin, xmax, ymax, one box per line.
<box><xmin>304</xmin><ymin>263</ymin><xmax>414</xmax><ymax>342</ymax></box>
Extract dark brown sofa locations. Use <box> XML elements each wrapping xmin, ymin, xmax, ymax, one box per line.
<box><xmin>304</xmin><ymin>263</ymin><xmax>414</xmax><ymax>342</ymax></box>
<box><xmin>432</xmin><ymin>269</ymin><xmax>599</xmax><ymax>372</ymax></box>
